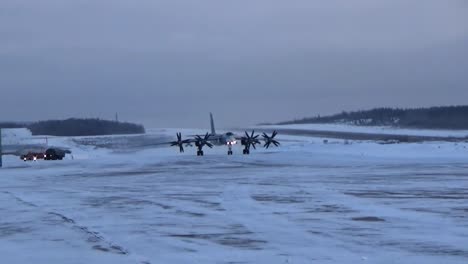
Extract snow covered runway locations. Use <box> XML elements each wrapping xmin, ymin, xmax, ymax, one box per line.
<box><xmin>1</xmin><ymin>131</ymin><xmax>468</xmax><ymax>263</ymax></box>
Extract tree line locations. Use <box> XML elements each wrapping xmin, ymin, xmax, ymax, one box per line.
<box><xmin>0</xmin><ymin>118</ymin><xmax>145</xmax><ymax>136</ymax></box>
<box><xmin>0</xmin><ymin>122</ymin><xmax>26</xmax><ymax>129</ymax></box>
<box><xmin>278</xmin><ymin>106</ymin><xmax>468</xmax><ymax>130</ymax></box>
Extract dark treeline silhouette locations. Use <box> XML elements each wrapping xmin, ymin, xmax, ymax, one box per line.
<box><xmin>278</xmin><ymin>106</ymin><xmax>468</xmax><ymax>130</ymax></box>
<box><xmin>1</xmin><ymin>118</ymin><xmax>145</xmax><ymax>136</ymax></box>
<box><xmin>0</xmin><ymin>122</ymin><xmax>28</xmax><ymax>129</ymax></box>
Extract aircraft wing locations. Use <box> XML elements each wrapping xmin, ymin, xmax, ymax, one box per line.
<box><xmin>234</xmin><ymin>130</ymin><xmax>280</xmax><ymax>148</ymax></box>
<box><xmin>206</xmin><ymin>134</ymin><xmax>223</xmax><ymax>142</ymax></box>
<box><xmin>169</xmin><ymin>133</ymin><xmax>223</xmax><ymax>143</ymax></box>
<box><xmin>151</xmin><ymin>135</ymin><xmax>221</xmax><ymax>147</ymax></box>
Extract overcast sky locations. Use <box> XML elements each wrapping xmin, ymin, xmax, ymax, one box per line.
<box><xmin>1</xmin><ymin>0</ymin><xmax>467</xmax><ymax>128</ymax></box>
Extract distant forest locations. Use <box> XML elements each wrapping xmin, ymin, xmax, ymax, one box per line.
<box><xmin>0</xmin><ymin>118</ymin><xmax>145</xmax><ymax>136</ymax></box>
<box><xmin>0</xmin><ymin>122</ymin><xmax>25</xmax><ymax>129</ymax></box>
<box><xmin>278</xmin><ymin>106</ymin><xmax>468</xmax><ymax>130</ymax></box>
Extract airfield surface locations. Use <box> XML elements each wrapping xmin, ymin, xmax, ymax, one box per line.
<box><xmin>1</xmin><ymin>128</ymin><xmax>468</xmax><ymax>264</ymax></box>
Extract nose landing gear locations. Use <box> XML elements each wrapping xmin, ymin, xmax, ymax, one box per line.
<box><xmin>227</xmin><ymin>143</ymin><xmax>233</xmax><ymax>155</ymax></box>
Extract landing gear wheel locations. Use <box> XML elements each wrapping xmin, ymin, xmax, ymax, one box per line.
<box><xmin>243</xmin><ymin>149</ymin><xmax>250</xmax><ymax>155</ymax></box>
<box><xmin>228</xmin><ymin>150</ymin><xmax>233</xmax><ymax>155</ymax></box>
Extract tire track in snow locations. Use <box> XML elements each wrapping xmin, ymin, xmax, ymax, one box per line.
<box><xmin>47</xmin><ymin>211</ymin><xmax>129</xmax><ymax>255</ymax></box>
<box><xmin>2</xmin><ymin>191</ymin><xmax>152</xmax><ymax>264</ymax></box>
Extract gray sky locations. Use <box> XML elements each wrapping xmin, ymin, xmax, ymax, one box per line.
<box><xmin>1</xmin><ymin>0</ymin><xmax>467</xmax><ymax>129</ymax></box>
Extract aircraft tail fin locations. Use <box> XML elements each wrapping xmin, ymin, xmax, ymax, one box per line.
<box><xmin>210</xmin><ymin>113</ymin><xmax>216</xmax><ymax>135</ymax></box>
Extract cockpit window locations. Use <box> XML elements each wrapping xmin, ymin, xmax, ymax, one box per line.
<box><xmin>226</xmin><ymin>132</ymin><xmax>234</xmax><ymax>136</ymax></box>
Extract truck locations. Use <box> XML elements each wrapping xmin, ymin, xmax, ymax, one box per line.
<box><xmin>44</xmin><ymin>148</ymin><xmax>67</xmax><ymax>160</ymax></box>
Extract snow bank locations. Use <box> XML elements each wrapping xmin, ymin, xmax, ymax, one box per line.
<box><xmin>1</xmin><ymin>128</ymin><xmax>33</xmax><ymax>144</ymax></box>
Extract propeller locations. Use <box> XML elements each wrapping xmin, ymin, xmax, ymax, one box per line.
<box><xmin>170</xmin><ymin>132</ymin><xmax>190</xmax><ymax>153</ymax></box>
<box><xmin>194</xmin><ymin>133</ymin><xmax>213</xmax><ymax>149</ymax></box>
<box><xmin>262</xmin><ymin>130</ymin><xmax>280</xmax><ymax>149</ymax></box>
<box><xmin>241</xmin><ymin>130</ymin><xmax>261</xmax><ymax>150</ymax></box>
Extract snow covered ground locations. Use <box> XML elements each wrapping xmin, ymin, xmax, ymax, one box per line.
<box><xmin>1</xmin><ymin>129</ymin><xmax>468</xmax><ymax>264</ymax></box>
<box><xmin>259</xmin><ymin>123</ymin><xmax>468</xmax><ymax>138</ymax></box>
<box><xmin>1</xmin><ymin>128</ymin><xmax>34</xmax><ymax>144</ymax></box>
<box><xmin>1</xmin><ymin>128</ymin><xmax>50</xmax><ymax>155</ymax></box>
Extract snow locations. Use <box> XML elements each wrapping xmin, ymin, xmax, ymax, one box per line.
<box><xmin>260</xmin><ymin>123</ymin><xmax>468</xmax><ymax>138</ymax></box>
<box><xmin>1</xmin><ymin>128</ymin><xmax>34</xmax><ymax>144</ymax></box>
<box><xmin>1</xmin><ymin>129</ymin><xmax>468</xmax><ymax>264</ymax></box>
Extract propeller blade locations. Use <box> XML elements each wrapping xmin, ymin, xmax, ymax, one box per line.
<box><xmin>261</xmin><ymin>131</ymin><xmax>280</xmax><ymax>148</ymax></box>
<box><xmin>171</xmin><ymin>132</ymin><xmax>187</xmax><ymax>152</ymax></box>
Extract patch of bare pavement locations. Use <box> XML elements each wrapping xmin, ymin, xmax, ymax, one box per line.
<box><xmin>352</xmin><ymin>216</ymin><xmax>385</xmax><ymax>222</ymax></box>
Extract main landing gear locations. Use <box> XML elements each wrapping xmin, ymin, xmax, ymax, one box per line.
<box><xmin>240</xmin><ymin>130</ymin><xmax>260</xmax><ymax>155</ymax></box>
<box><xmin>194</xmin><ymin>133</ymin><xmax>213</xmax><ymax>156</ymax></box>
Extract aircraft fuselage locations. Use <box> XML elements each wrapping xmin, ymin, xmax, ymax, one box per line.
<box><xmin>208</xmin><ymin>132</ymin><xmax>237</xmax><ymax>146</ymax></box>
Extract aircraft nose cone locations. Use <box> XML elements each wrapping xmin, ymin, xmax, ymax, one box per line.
<box><xmin>227</xmin><ymin>136</ymin><xmax>237</xmax><ymax>144</ymax></box>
